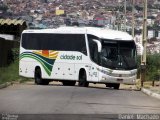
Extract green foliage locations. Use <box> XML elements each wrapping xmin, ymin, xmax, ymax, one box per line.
<box><xmin>146</xmin><ymin>54</ymin><xmax>160</xmax><ymax>81</ymax></box>
<box><xmin>135</xmin><ymin>5</ymin><xmax>143</xmax><ymax>11</ymax></box>
<box><xmin>126</xmin><ymin>6</ymin><xmax>132</xmax><ymax>11</ymax></box>
<box><xmin>0</xmin><ymin>59</ymin><xmax>19</xmax><ymax>84</ymax></box>
<box><xmin>137</xmin><ymin>54</ymin><xmax>160</xmax><ymax>81</ymax></box>
<box><xmin>0</xmin><ymin>4</ymin><xmax>8</xmax><ymax>11</ymax></box>
<box><xmin>0</xmin><ymin>47</ymin><xmax>31</xmax><ymax>85</ymax></box>
<box><xmin>11</xmin><ymin>48</ymin><xmax>19</xmax><ymax>61</ymax></box>
<box><xmin>0</xmin><ymin>59</ymin><xmax>31</xmax><ymax>85</ymax></box>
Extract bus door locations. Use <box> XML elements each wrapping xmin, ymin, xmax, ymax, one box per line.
<box><xmin>89</xmin><ymin>40</ymin><xmax>100</xmax><ymax>82</ymax></box>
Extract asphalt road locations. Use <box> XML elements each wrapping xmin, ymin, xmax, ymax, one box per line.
<box><xmin>0</xmin><ymin>83</ymin><xmax>160</xmax><ymax>119</ymax></box>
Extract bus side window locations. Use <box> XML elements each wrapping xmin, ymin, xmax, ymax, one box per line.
<box><xmin>88</xmin><ymin>34</ymin><xmax>99</xmax><ymax>65</ymax></box>
<box><xmin>89</xmin><ymin>42</ymin><xmax>99</xmax><ymax>64</ymax></box>
<box><xmin>93</xmin><ymin>42</ymin><xmax>99</xmax><ymax>64</ymax></box>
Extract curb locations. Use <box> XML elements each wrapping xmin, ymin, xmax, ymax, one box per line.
<box><xmin>141</xmin><ymin>88</ymin><xmax>160</xmax><ymax>100</ymax></box>
<box><xmin>0</xmin><ymin>82</ymin><xmax>13</xmax><ymax>89</ymax></box>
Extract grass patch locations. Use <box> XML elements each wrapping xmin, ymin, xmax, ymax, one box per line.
<box><xmin>136</xmin><ymin>79</ymin><xmax>160</xmax><ymax>89</ymax></box>
<box><xmin>0</xmin><ymin>59</ymin><xmax>31</xmax><ymax>85</ymax></box>
<box><xmin>18</xmin><ymin>77</ymin><xmax>33</xmax><ymax>83</ymax></box>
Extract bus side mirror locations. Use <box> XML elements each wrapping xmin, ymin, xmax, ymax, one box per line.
<box><xmin>93</xmin><ymin>39</ymin><xmax>102</xmax><ymax>52</ymax></box>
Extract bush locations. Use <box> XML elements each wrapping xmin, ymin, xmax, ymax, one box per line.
<box><xmin>146</xmin><ymin>54</ymin><xmax>160</xmax><ymax>81</ymax></box>
<box><xmin>137</xmin><ymin>54</ymin><xmax>160</xmax><ymax>81</ymax></box>
<box><xmin>0</xmin><ymin>59</ymin><xmax>19</xmax><ymax>84</ymax></box>
<box><xmin>11</xmin><ymin>48</ymin><xmax>19</xmax><ymax>61</ymax></box>
<box><xmin>0</xmin><ymin>57</ymin><xmax>31</xmax><ymax>85</ymax></box>
<box><xmin>0</xmin><ymin>4</ymin><xmax>8</xmax><ymax>11</ymax></box>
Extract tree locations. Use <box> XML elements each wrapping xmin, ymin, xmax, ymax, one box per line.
<box><xmin>0</xmin><ymin>4</ymin><xmax>8</xmax><ymax>12</ymax></box>
<box><xmin>135</xmin><ymin>5</ymin><xmax>143</xmax><ymax>11</ymax></box>
<box><xmin>137</xmin><ymin>54</ymin><xmax>160</xmax><ymax>81</ymax></box>
<box><xmin>146</xmin><ymin>54</ymin><xmax>160</xmax><ymax>81</ymax></box>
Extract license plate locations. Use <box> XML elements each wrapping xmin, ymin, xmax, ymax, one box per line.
<box><xmin>117</xmin><ymin>79</ymin><xmax>123</xmax><ymax>82</ymax></box>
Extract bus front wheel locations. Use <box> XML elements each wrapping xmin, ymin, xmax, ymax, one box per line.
<box><xmin>105</xmin><ymin>83</ymin><xmax>120</xmax><ymax>90</ymax></box>
<box><xmin>114</xmin><ymin>83</ymin><xmax>120</xmax><ymax>90</ymax></box>
<box><xmin>78</xmin><ymin>71</ymin><xmax>89</xmax><ymax>87</ymax></box>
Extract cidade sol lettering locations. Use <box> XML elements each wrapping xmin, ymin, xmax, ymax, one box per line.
<box><xmin>76</xmin><ymin>55</ymin><xmax>82</xmax><ymax>60</ymax></box>
<box><xmin>60</xmin><ymin>54</ymin><xmax>76</xmax><ymax>60</ymax></box>
<box><xmin>60</xmin><ymin>55</ymin><xmax>82</xmax><ymax>60</ymax></box>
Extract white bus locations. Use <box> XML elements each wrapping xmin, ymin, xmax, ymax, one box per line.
<box><xmin>19</xmin><ymin>27</ymin><xmax>137</xmax><ymax>89</ymax></box>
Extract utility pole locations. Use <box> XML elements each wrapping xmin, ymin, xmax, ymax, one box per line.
<box><xmin>132</xmin><ymin>0</ymin><xmax>135</xmax><ymax>37</ymax></box>
<box><xmin>124</xmin><ymin>0</ymin><xmax>126</xmax><ymax>32</ymax></box>
<box><xmin>118</xmin><ymin>0</ymin><xmax>122</xmax><ymax>31</ymax></box>
<box><xmin>141</xmin><ymin>0</ymin><xmax>147</xmax><ymax>87</ymax></box>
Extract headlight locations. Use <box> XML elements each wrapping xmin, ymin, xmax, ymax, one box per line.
<box><xmin>130</xmin><ymin>71</ymin><xmax>137</xmax><ymax>76</ymax></box>
<box><xmin>97</xmin><ymin>68</ymin><xmax>111</xmax><ymax>75</ymax></box>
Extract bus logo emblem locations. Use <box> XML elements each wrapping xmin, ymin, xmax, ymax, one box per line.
<box><xmin>20</xmin><ymin>50</ymin><xmax>59</xmax><ymax>76</ymax></box>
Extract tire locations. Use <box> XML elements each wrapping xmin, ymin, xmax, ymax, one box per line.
<box><xmin>105</xmin><ymin>83</ymin><xmax>113</xmax><ymax>87</ymax></box>
<box><xmin>78</xmin><ymin>71</ymin><xmax>89</xmax><ymax>87</ymax></box>
<box><xmin>35</xmin><ymin>68</ymin><xmax>49</xmax><ymax>85</ymax></box>
<box><xmin>62</xmin><ymin>81</ymin><xmax>76</xmax><ymax>86</ymax></box>
<box><xmin>113</xmin><ymin>83</ymin><xmax>120</xmax><ymax>90</ymax></box>
<box><xmin>105</xmin><ymin>83</ymin><xmax>120</xmax><ymax>90</ymax></box>
<box><xmin>43</xmin><ymin>79</ymin><xmax>50</xmax><ymax>85</ymax></box>
<box><xmin>35</xmin><ymin>68</ymin><xmax>43</xmax><ymax>85</ymax></box>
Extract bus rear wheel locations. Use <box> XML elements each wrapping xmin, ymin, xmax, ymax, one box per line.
<box><xmin>78</xmin><ymin>71</ymin><xmax>89</xmax><ymax>87</ymax></box>
<box><xmin>35</xmin><ymin>68</ymin><xmax>49</xmax><ymax>85</ymax></box>
<box><xmin>43</xmin><ymin>79</ymin><xmax>50</xmax><ymax>85</ymax></box>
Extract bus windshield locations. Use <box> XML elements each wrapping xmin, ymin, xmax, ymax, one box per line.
<box><xmin>100</xmin><ymin>39</ymin><xmax>137</xmax><ymax>70</ymax></box>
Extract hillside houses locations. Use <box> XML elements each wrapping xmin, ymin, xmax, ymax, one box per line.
<box><xmin>0</xmin><ymin>0</ymin><xmax>160</xmax><ymax>54</ymax></box>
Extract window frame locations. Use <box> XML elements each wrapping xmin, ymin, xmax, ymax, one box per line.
<box><xmin>21</xmin><ymin>33</ymin><xmax>87</xmax><ymax>55</ymax></box>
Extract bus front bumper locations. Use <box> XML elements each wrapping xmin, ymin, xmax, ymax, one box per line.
<box><xmin>99</xmin><ymin>74</ymin><xmax>137</xmax><ymax>85</ymax></box>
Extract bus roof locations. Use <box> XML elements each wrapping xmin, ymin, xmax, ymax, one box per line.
<box><xmin>22</xmin><ymin>27</ymin><xmax>133</xmax><ymax>41</ymax></box>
